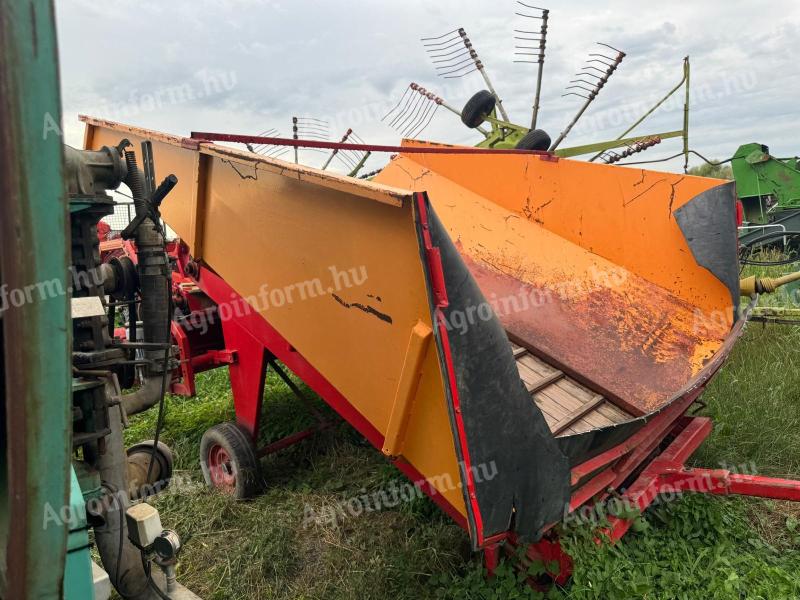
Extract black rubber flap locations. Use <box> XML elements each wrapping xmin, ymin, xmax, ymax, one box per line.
<box><xmin>413</xmin><ymin>193</ymin><xmax>570</xmax><ymax>547</ymax></box>
<box><xmin>674</xmin><ymin>181</ymin><xmax>740</xmax><ymax>317</ymax></box>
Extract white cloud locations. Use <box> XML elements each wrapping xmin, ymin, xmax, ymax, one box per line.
<box><xmin>56</xmin><ymin>0</ymin><xmax>800</xmax><ymax>173</ymax></box>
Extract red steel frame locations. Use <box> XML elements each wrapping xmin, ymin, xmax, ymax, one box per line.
<box><xmin>110</xmin><ymin>238</ymin><xmax>800</xmax><ymax>587</ymax></box>
<box><xmin>166</xmin><ymin>240</ymin><xmax>469</xmax><ymax>528</ymax></box>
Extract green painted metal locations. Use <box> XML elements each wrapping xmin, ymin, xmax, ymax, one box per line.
<box><xmin>64</xmin><ymin>468</ymin><xmax>95</xmax><ymax>600</ymax></box>
<box><xmin>0</xmin><ymin>1</ymin><xmax>73</xmax><ymax>598</ymax></box>
<box><xmin>732</xmin><ymin>143</ymin><xmax>800</xmax><ymax>224</ymax></box>
<box><xmin>474</xmin><ymin>110</ymin><xmax>529</xmax><ymax>149</ymax></box>
<box><xmin>588</xmin><ymin>57</ymin><xmax>690</xmax><ymax>164</ymax></box>
<box><xmin>555</xmin><ymin>130</ymin><xmax>683</xmax><ymax>159</ymax></box>
<box><xmin>471</xmin><ymin>58</ymin><xmax>690</xmax><ymax>160</ymax></box>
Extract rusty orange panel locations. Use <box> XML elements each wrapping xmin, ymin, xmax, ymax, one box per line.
<box><xmin>385</xmin><ymin>139</ymin><xmax>731</xmax><ymax>317</ymax></box>
<box><xmin>375</xmin><ymin>145</ymin><xmax>735</xmax><ymax>415</ymax></box>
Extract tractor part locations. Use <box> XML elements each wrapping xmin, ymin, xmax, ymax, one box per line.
<box><xmin>126</xmin><ymin>440</ymin><xmax>174</xmax><ymax>499</ymax></box>
<box><xmin>92</xmin><ymin>397</ymin><xmax>164</xmax><ymax>600</ymax></box>
<box><xmin>62</xmin><ymin>137</ymin><xmax>184</xmax><ymax>599</ymax></box>
<box><xmin>200</xmin><ymin>422</ymin><xmax>263</xmax><ymax>498</ymax></box>
<box><xmin>732</xmin><ymin>143</ymin><xmax>800</xmax><ymax>240</ymax></box>
<box><xmin>116</xmin><ymin>144</ymin><xmax>175</xmax><ymax>417</ymax></box>
<box><xmin>739</xmin><ymin>271</ymin><xmax>800</xmax><ymax>297</ymax></box>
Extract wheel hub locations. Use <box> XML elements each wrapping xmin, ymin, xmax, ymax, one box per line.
<box><xmin>207</xmin><ymin>444</ymin><xmax>236</xmax><ymax>492</ymax></box>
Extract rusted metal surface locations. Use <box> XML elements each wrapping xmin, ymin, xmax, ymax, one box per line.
<box><xmin>375</xmin><ymin>144</ymin><xmax>736</xmax><ymax>418</ymax></box>
<box><xmin>466</xmin><ymin>256</ymin><xmax>726</xmax><ymax>415</ymax></box>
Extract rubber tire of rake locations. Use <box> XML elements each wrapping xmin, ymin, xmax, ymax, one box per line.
<box><xmin>515</xmin><ymin>128</ymin><xmax>552</xmax><ymax>151</ymax></box>
<box><xmin>199</xmin><ymin>421</ymin><xmax>263</xmax><ymax>499</ymax></box>
<box><xmin>461</xmin><ymin>90</ymin><xmax>496</xmax><ymax>128</ymax></box>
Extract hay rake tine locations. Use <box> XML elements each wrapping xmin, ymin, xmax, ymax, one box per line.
<box><xmin>394</xmin><ymin>91</ymin><xmax>426</xmax><ymax>133</ymax></box>
<box><xmin>387</xmin><ymin>87</ymin><xmax>418</xmax><ymax>128</ymax></box>
<box><xmin>513</xmin><ymin>2</ymin><xmax>549</xmax><ymax>127</ymax></box>
<box><xmin>550</xmin><ymin>42</ymin><xmax>625</xmax><ymax>150</ymax></box>
<box><xmin>428</xmin><ymin>41</ymin><xmax>465</xmax><ymax>56</ymax></box>
<box><xmin>420</xmin><ymin>28</ymin><xmax>461</xmax><ymax>44</ymax></box>
<box><xmin>442</xmin><ymin>66</ymin><xmax>479</xmax><ymax>79</ymax></box>
<box><xmin>382</xmin><ymin>86</ymin><xmax>411</xmax><ymax>122</ymax></box>
<box><xmin>383</xmin><ymin>83</ymin><xmax>488</xmax><ymax>139</ymax></box>
<box><xmin>408</xmin><ymin>102</ymin><xmax>439</xmax><ymax>138</ymax></box>
<box><xmin>403</xmin><ymin>97</ymin><xmax>436</xmax><ymax>138</ymax></box>
<box><xmin>421</xmin><ymin>27</ymin><xmax>509</xmax><ymax>121</ymax></box>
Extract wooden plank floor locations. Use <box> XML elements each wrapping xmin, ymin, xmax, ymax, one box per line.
<box><xmin>511</xmin><ymin>342</ymin><xmax>634</xmax><ymax>437</ymax></box>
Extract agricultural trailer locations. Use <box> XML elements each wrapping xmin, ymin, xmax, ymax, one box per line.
<box><xmin>82</xmin><ymin>116</ymin><xmax>800</xmax><ymax>587</ymax></box>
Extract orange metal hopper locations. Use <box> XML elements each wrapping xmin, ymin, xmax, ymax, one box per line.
<box><xmin>81</xmin><ymin>118</ymin><xmax>742</xmax><ymax>549</ymax></box>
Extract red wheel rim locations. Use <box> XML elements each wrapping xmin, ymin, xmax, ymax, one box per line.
<box><xmin>207</xmin><ymin>444</ymin><xmax>236</xmax><ymax>493</ymax></box>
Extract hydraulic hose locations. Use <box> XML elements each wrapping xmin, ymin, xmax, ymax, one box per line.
<box><xmin>118</xmin><ymin>150</ymin><xmax>172</xmax><ymax>416</ymax></box>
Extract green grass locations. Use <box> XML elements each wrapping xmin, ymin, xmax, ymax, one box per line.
<box><xmin>125</xmin><ymin>268</ymin><xmax>800</xmax><ymax>598</ymax></box>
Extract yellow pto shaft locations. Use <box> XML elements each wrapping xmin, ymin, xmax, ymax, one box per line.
<box><xmin>740</xmin><ymin>271</ymin><xmax>800</xmax><ymax>296</ymax></box>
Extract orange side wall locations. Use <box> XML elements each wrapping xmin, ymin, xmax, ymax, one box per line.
<box><xmin>387</xmin><ymin>141</ymin><xmax>733</xmax><ymax>318</ymax></box>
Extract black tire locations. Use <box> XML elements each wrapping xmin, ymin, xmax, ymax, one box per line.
<box><xmin>515</xmin><ymin>129</ymin><xmax>552</xmax><ymax>151</ymax></box>
<box><xmin>461</xmin><ymin>90</ymin><xmax>496</xmax><ymax>128</ymax></box>
<box><xmin>199</xmin><ymin>422</ymin><xmax>262</xmax><ymax>499</ymax></box>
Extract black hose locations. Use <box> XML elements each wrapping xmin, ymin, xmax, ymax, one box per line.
<box><xmin>139</xmin><ymin>550</ymin><xmax>173</xmax><ymax>600</ymax></box>
<box><xmin>740</xmin><ymin>230</ymin><xmax>800</xmax><ymax>248</ymax></box>
<box><xmin>124</xmin><ymin>150</ymin><xmax>147</xmax><ymax>213</ymax></box>
<box><xmin>118</xmin><ymin>149</ymin><xmax>172</xmax><ymax>416</ymax></box>
<box><xmin>739</xmin><ymin>230</ymin><xmax>800</xmax><ymax>266</ymax></box>
<box><xmin>145</xmin><ymin>342</ymin><xmax>171</xmax><ymax>485</ymax></box>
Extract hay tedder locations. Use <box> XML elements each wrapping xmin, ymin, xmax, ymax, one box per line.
<box><xmin>82</xmin><ymin>114</ymin><xmax>800</xmax><ymax>587</ymax></box>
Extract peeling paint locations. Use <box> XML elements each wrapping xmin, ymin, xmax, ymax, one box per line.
<box><xmin>331</xmin><ymin>293</ymin><xmax>393</xmax><ymax>324</ymax></box>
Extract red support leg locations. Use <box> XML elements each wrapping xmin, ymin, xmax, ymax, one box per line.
<box><xmin>483</xmin><ymin>544</ymin><xmax>501</xmax><ymax>577</ymax></box>
<box><xmin>221</xmin><ymin>318</ymin><xmax>268</xmax><ymax>441</ymax></box>
<box><xmin>525</xmin><ymin>538</ymin><xmax>573</xmax><ymax>586</ymax></box>
<box><xmin>170</xmin><ymin>321</ymin><xmax>196</xmax><ymax>396</ymax></box>
<box><xmin>503</xmin><ymin>535</ymin><xmax>573</xmax><ymax>588</ymax></box>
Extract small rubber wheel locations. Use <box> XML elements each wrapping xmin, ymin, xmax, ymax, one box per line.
<box><xmin>515</xmin><ymin>128</ymin><xmax>552</xmax><ymax>151</ymax></box>
<box><xmin>199</xmin><ymin>422</ymin><xmax>262</xmax><ymax>498</ymax></box>
<box><xmin>461</xmin><ymin>90</ymin><xmax>496</xmax><ymax>128</ymax></box>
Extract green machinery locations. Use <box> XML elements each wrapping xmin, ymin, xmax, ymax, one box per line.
<box><xmin>732</xmin><ymin>143</ymin><xmax>800</xmax><ymax>245</ymax></box>
<box><xmin>383</xmin><ymin>6</ymin><xmax>692</xmax><ymax>166</ymax></box>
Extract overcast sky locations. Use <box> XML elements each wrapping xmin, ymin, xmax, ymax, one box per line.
<box><xmin>56</xmin><ymin>0</ymin><xmax>799</xmax><ymax>174</ymax></box>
